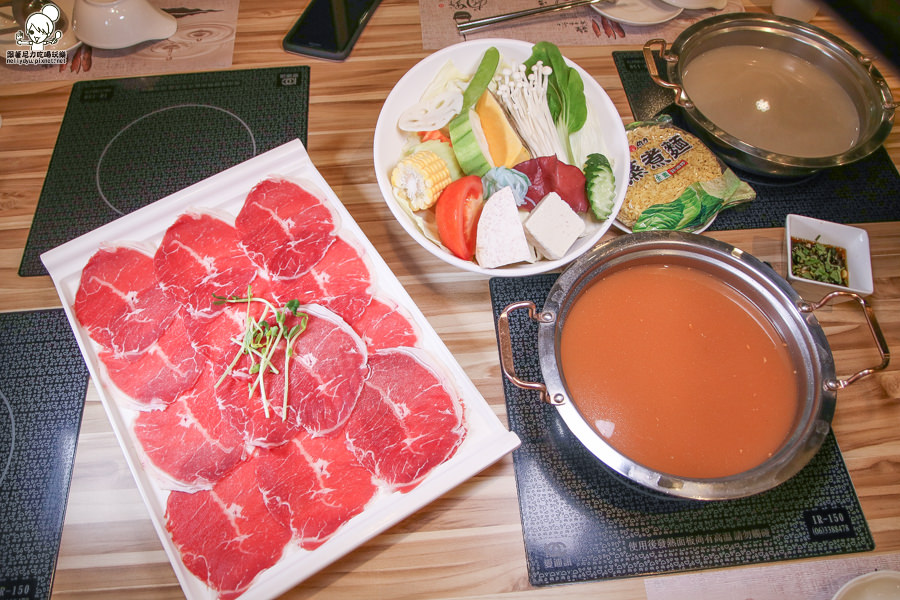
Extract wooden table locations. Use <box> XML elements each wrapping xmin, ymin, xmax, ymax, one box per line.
<box><xmin>1</xmin><ymin>1</ymin><xmax>899</xmax><ymax>598</ymax></box>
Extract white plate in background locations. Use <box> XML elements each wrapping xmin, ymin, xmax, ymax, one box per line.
<box><xmin>657</xmin><ymin>0</ymin><xmax>727</xmax><ymax>10</ymax></box>
<box><xmin>590</xmin><ymin>0</ymin><xmax>683</xmax><ymax>26</ymax></box>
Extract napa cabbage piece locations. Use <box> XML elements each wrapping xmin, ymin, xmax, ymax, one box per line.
<box><xmin>398</xmin><ymin>60</ymin><xmax>472</xmax><ymax>133</ymax></box>
<box><xmin>395</xmin><ymin>191</ymin><xmax>443</xmax><ymax>248</ymax></box>
<box><xmin>421</xmin><ymin>60</ymin><xmax>470</xmax><ymax>101</ymax></box>
<box><xmin>569</xmin><ymin>103</ymin><xmax>610</xmax><ymax>171</ymax></box>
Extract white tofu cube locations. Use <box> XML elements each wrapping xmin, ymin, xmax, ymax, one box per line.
<box><xmin>524</xmin><ymin>192</ymin><xmax>586</xmax><ymax>260</ymax></box>
<box><xmin>475</xmin><ymin>187</ymin><xmax>532</xmax><ymax>269</ymax></box>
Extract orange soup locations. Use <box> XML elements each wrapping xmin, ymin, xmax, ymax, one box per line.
<box><xmin>559</xmin><ymin>263</ymin><xmax>799</xmax><ymax>479</ymax></box>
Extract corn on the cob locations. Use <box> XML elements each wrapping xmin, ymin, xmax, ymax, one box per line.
<box><xmin>390</xmin><ymin>150</ymin><xmax>452</xmax><ymax>211</ymax></box>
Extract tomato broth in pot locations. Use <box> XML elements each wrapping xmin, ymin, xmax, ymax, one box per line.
<box><xmin>497</xmin><ymin>231</ymin><xmax>889</xmax><ymax>501</ymax></box>
<box><xmin>559</xmin><ymin>262</ymin><xmax>800</xmax><ymax>480</ymax></box>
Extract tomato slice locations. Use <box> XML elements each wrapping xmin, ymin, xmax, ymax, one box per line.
<box><xmin>435</xmin><ymin>175</ymin><xmax>484</xmax><ymax>261</ymax></box>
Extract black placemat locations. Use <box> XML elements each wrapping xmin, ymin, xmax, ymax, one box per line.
<box><xmin>0</xmin><ymin>309</ymin><xmax>89</xmax><ymax>599</ymax></box>
<box><xmin>489</xmin><ymin>274</ymin><xmax>874</xmax><ymax>586</ymax></box>
<box><xmin>612</xmin><ymin>51</ymin><xmax>900</xmax><ymax>230</ymax></box>
<box><xmin>20</xmin><ymin>66</ymin><xmax>311</xmax><ymax>277</ymax></box>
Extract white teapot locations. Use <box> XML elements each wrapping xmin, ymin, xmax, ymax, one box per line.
<box><xmin>72</xmin><ymin>0</ymin><xmax>175</xmax><ymax>49</ymax></box>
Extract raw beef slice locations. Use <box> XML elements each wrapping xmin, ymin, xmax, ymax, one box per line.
<box><xmin>276</xmin><ymin>236</ymin><xmax>374</xmax><ymax>324</ymax></box>
<box><xmin>181</xmin><ymin>274</ymin><xmax>275</xmax><ymax>368</ymax></box>
<box><xmin>256</xmin><ymin>432</ymin><xmax>377</xmax><ymax>550</ymax></box>
<box><xmin>154</xmin><ymin>212</ymin><xmax>258</xmax><ymax>316</ymax></box>
<box><xmin>215</xmin><ymin>365</ymin><xmax>303</xmax><ymax>448</ymax></box>
<box><xmin>215</xmin><ymin>305</ymin><xmax>367</xmax><ymax>445</ymax></box>
<box><xmin>351</xmin><ymin>297</ymin><xmax>419</xmax><ymax>352</ymax></box>
<box><xmin>134</xmin><ymin>366</ymin><xmax>245</xmax><ymax>488</ymax></box>
<box><xmin>345</xmin><ymin>349</ymin><xmax>466</xmax><ymax>491</ymax></box>
<box><xmin>166</xmin><ymin>458</ymin><xmax>291</xmax><ymax>599</ymax></box>
<box><xmin>182</xmin><ymin>304</ymin><xmax>247</xmax><ymax>366</ymax></box>
<box><xmin>74</xmin><ymin>245</ymin><xmax>178</xmax><ymax>356</ymax></box>
<box><xmin>236</xmin><ymin>177</ymin><xmax>337</xmax><ymax>281</ymax></box>
<box><xmin>100</xmin><ymin>313</ymin><xmax>203</xmax><ymax>408</ymax></box>
<box><xmin>284</xmin><ymin>305</ymin><xmax>368</xmax><ymax>435</ymax></box>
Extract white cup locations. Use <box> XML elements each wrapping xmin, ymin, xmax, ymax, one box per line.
<box><xmin>771</xmin><ymin>0</ymin><xmax>819</xmax><ymax>22</ymax></box>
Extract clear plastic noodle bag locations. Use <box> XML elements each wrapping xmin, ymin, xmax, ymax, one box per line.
<box><xmin>624</xmin><ymin>115</ymin><xmax>756</xmax><ymax>232</ymax></box>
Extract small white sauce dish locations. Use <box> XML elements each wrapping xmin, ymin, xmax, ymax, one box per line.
<box><xmin>72</xmin><ymin>0</ymin><xmax>175</xmax><ymax>49</ymax></box>
<box><xmin>831</xmin><ymin>570</ymin><xmax>900</xmax><ymax>600</ymax></box>
<box><xmin>785</xmin><ymin>214</ymin><xmax>874</xmax><ymax>298</ymax></box>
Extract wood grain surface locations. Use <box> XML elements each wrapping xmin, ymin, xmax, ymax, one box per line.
<box><xmin>1</xmin><ymin>0</ymin><xmax>898</xmax><ymax>598</ymax></box>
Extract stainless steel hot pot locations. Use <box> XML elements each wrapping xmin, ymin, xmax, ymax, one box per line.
<box><xmin>642</xmin><ymin>13</ymin><xmax>896</xmax><ymax>177</ymax></box>
<box><xmin>498</xmin><ymin>232</ymin><xmax>889</xmax><ymax>501</ymax></box>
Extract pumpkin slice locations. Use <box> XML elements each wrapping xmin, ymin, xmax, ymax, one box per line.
<box><xmin>475</xmin><ymin>91</ymin><xmax>530</xmax><ymax>168</ymax></box>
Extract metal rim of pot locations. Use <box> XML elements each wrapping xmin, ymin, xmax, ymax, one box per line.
<box><xmin>498</xmin><ymin>231</ymin><xmax>890</xmax><ymax>501</ymax></box>
<box><xmin>640</xmin><ymin>13</ymin><xmax>896</xmax><ymax>177</ymax></box>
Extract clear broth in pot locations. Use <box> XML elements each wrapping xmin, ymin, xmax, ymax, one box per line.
<box><xmin>681</xmin><ymin>44</ymin><xmax>860</xmax><ymax>158</ymax></box>
<box><xmin>559</xmin><ymin>263</ymin><xmax>800</xmax><ymax>479</ymax></box>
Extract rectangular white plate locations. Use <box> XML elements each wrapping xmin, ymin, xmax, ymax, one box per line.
<box><xmin>42</xmin><ymin>139</ymin><xmax>521</xmax><ymax>600</ymax></box>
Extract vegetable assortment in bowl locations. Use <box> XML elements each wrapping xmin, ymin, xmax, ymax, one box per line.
<box><xmin>373</xmin><ymin>39</ymin><xmax>630</xmax><ymax>276</ymax></box>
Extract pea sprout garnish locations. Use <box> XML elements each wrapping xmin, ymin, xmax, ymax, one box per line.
<box><xmin>212</xmin><ymin>286</ymin><xmax>308</xmax><ymax>421</ymax></box>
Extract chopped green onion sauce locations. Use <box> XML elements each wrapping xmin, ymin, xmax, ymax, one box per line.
<box><xmin>790</xmin><ymin>236</ymin><xmax>849</xmax><ymax>286</ymax></box>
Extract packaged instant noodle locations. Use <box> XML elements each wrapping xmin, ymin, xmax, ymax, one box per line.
<box><xmin>622</xmin><ymin>116</ymin><xmax>755</xmax><ymax>231</ymax></box>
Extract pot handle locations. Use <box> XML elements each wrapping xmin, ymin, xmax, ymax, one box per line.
<box><xmin>642</xmin><ymin>39</ymin><xmax>693</xmax><ymax>109</ymax></box>
<box><xmin>799</xmin><ymin>291</ymin><xmax>890</xmax><ymax>390</ymax></box>
<box><xmin>856</xmin><ymin>55</ymin><xmax>898</xmax><ymax>112</ymax></box>
<box><xmin>497</xmin><ymin>301</ymin><xmax>561</xmax><ymax>405</ymax></box>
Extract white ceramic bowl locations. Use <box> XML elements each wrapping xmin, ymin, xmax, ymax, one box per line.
<box><xmin>373</xmin><ymin>39</ymin><xmax>630</xmax><ymax>277</ymax></box>
<box><xmin>785</xmin><ymin>214</ymin><xmax>874</xmax><ymax>298</ymax></box>
<box><xmin>832</xmin><ymin>570</ymin><xmax>900</xmax><ymax>600</ymax></box>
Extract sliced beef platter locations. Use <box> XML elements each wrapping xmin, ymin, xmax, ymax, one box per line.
<box><xmin>73</xmin><ymin>177</ymin><xmax>467</xmax><ymax>599</ymax></box>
